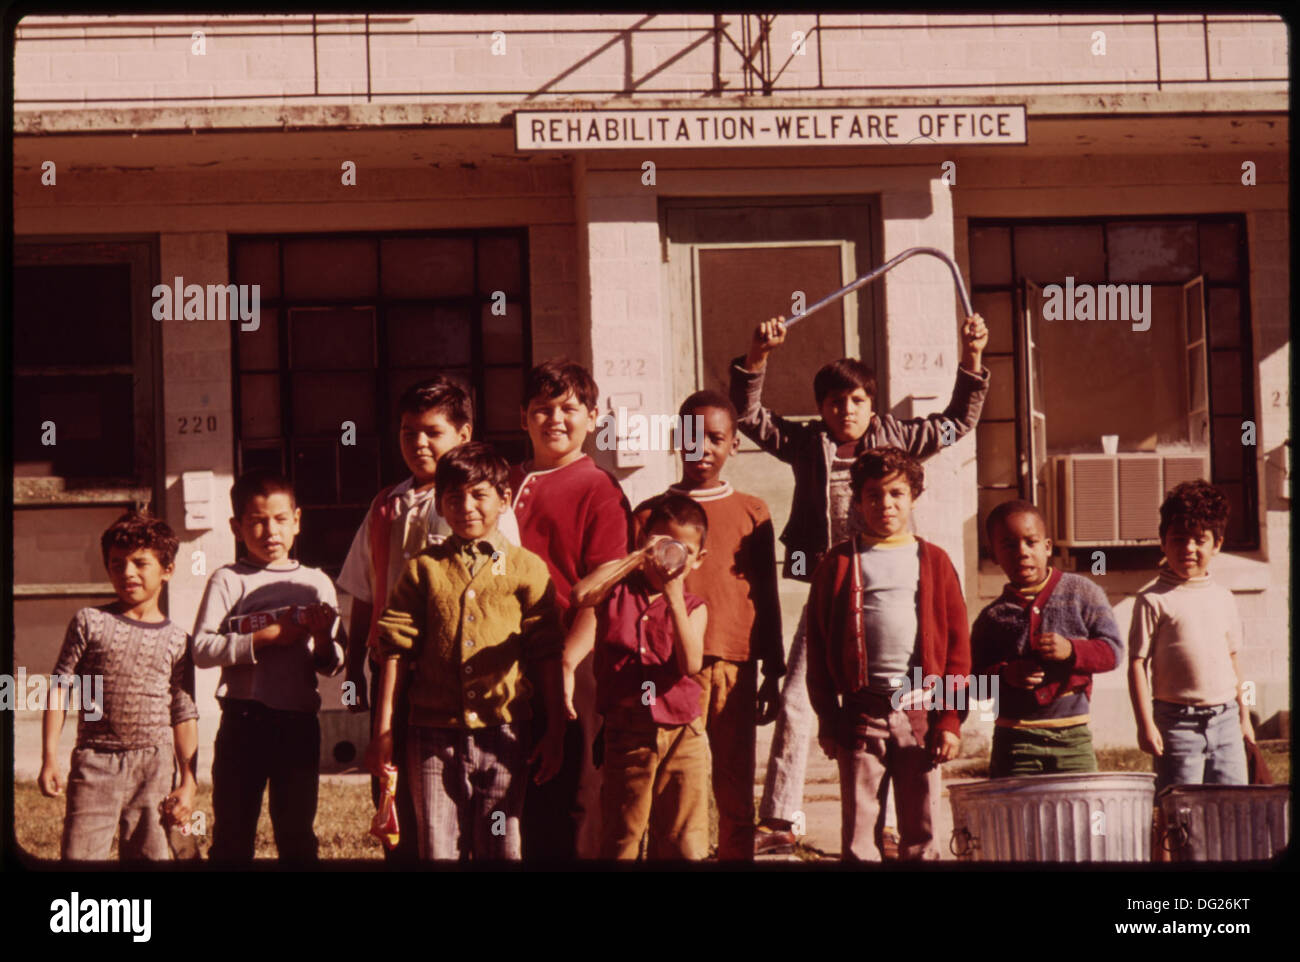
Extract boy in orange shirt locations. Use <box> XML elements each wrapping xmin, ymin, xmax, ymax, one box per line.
<box><xmin>632</xmin><ymin>390</ymin><xmax>784</xmax><ymax>859</ymax></box>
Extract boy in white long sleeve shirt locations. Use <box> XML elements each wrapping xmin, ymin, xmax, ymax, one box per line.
<box><xmin>192</xmin><ymin>469</ymin><xmax>345</xmax><ymax>862</ymax></box>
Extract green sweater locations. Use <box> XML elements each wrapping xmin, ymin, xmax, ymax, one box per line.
<box><xmin>375</xmin><ymin>535</ymin><xmax>562</xmax><ymax>729</ymax></box>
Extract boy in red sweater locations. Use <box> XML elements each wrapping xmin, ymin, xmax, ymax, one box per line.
<box><xmin>805</xmin><ymin>447</ymin><xmax>970</xmax><ymax>861</ymax></box>
<box><xmin>632</xmin><ymin>390</ymin><xmax>784</xmax><ymax>860</ymax></box>
<box><xmin>512</xmin><ymin>358</ymin><xmax>632</xmax><ymax>860</ymax></box>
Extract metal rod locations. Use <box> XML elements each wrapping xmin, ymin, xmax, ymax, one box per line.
<box><xmin>783</xmin><ymin>245</ymin><xmax>974</xmax><ymax>328</ymax></box>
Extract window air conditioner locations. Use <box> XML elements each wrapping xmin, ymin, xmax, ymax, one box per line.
<box><xmin>1049</xmin><ymin>453</ymin><xmax>1210</xmax><ymax>546</ymax></box>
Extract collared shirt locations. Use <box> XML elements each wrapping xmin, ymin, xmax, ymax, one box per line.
<box><xmin>594</xmin><ymin>577</ymin><xmax>706</xmax><ymax>726</ymax></box>
<box><xmin>375</xmin><ymin>538</ymin><xmax>562</xmax><ymax>729</ymax></box>
<box><xmin>509</xmin><ymin>455</ymin><xmax>632</xmax><ymax>620</ymax></box>
<box><xmin>338</xmin><ymin>476</ymin><xmax>521</xmax><ymax>606</ymax></box>
<box><xmin>633</xmin><ymin>483</ymin><xmax>785</xmax><ymax>673</ymax></box>
<box><xmin>448</xmin><ymin>527</ymin><xmax>510</xmax><ymax>579</ymax></box>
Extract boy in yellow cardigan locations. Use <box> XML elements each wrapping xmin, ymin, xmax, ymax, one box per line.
<box><xmin>367</xmin><ymin>442</ymin><xmax>565</xmax><ymax>860</ymax></box>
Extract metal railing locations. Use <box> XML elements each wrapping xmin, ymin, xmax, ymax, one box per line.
<box><xmin>14</xmin><ymin>13</ymin><xmax>1287</xmax><ymax>105</ymax></box>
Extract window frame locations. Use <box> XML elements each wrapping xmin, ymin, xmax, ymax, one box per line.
<box><xmin>228</xmin><ymin>228</ymin><xmax>532</xmax><ymax>575</ymax></box>
<box><xmin>12</xmin><ymin>236</ymin><xmax>162</xmax><ymax>496</ymax></box>
<box><xmin>969</xmin><ymin>213</ymin><xmax>1258</xmax><ymax>553</ymax></box>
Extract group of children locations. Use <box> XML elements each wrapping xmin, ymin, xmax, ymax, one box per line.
<box><xmin>39</xmin><ymin>313</ymin><xmax>1257</xmax><ymax>864</ymax></box>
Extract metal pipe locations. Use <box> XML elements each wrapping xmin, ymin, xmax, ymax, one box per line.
<box><xmin>783</xmin><ymin>245</ymin><xmax>973</xmax><ymax>328</ymax></box>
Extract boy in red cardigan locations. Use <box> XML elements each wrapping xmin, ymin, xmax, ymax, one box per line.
<box><xmin>805</xmin><ymin>447</ymin><xmax>970</xmax><ymax>861</ymax></box>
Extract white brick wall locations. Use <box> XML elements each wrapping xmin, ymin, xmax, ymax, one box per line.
<box><xmin>158</xmin><ymin>231</ymin><xmax>238</xmax><ymax>780</ymax></box>
<box><xmin>14</xmin><ymin>12</ymin><xmax>1286</xmax><ymax>108</ymax></box>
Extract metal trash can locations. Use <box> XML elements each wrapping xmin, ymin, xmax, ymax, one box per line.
<box><xmin>1157</xmin><ymin>784</ymin><xmax>1290</xmax><ymax>862</ymax></box>
<box><xmin>948</xmin><ymin>773</ymin><xmax>1156</xmax><ymax>862</ymax></box>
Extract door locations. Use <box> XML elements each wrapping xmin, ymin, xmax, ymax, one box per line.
<box><xmin>661</xmin><ymin>197</ymin><xmax>880</xmax><ymax>642</ymax></box>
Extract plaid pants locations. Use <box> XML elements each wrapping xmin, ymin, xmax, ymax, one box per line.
<box><xmin>62</xmin><ymin>744</ymin><xmax>174</xmax><ymax>861</ymax></box>
<box><xmin>407</xmin><ymin>722</ymin><xmax>529</xmax><ymax>861</ymax></box>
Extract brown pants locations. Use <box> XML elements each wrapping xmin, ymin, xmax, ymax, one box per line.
<box><xmin>695</xmin><ymin>658</ymin><xmax>757</xmax><ymax>860</ymax></box>
<box><xmin>835</xmin><ymin>704</ymin><xmax>940</xmax><ymax>862</ymax></box>
<box><xmin>599</xmin><ymin>708</ymin><xmax>709</xmax><ymax>860</ymax></box>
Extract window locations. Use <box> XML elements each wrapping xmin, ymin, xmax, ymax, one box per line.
<box><xmin>13</xmin><ymin>241</ymin><xmax>158</xmax><ymax>484</ymax></box>
<box><xmin>970</xmin><ymin>216</ymin><xmax>1257</xmax><ymax>552</ymax></box>
<box><xmin>230</xmin><ymin>231</ymin><xmax>530</xmax><ymax>574</ymax></box>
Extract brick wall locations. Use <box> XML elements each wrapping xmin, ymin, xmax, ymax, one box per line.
<box><xmin>14</xmin><ymin>13</ymin><xmax>1286</xmax><ymax>108</ymax></box>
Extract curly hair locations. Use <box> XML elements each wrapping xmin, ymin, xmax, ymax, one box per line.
<box><xmin>1159</xmin><ymin>480</ymin><xmax>1230</xmax><ymax>542</ymax></box>
<box><xmin>850</xmin><ymin>446</ymin><xmax>925</xmax><ymax>499</ymax></box>
<box><xmin>100</xmin><ymin>512</ymin><xmax>179</xmax><ymax>569</ymax></box>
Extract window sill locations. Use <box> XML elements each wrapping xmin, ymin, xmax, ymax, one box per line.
<box><xmin>14</xmin><ymin>583</ymin><xmax>117</xmax><ymax>598</ymax></box>
<box><xmin>14</xmin><ymin>477</ymin><xmax>151</xmax><ymax>507</ymax></box>
<box><xmin>977</xmin><ymin>550</ymin><xmax>1273</xmax><ymax>598</ymax></box>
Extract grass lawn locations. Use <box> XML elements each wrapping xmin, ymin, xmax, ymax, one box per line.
<box><xmin>12</xmin><ymin>741</ymin><xmax>1288</xmax><ymax>863</ymax></box>
<box><xmin>13</xmin><ymin>778</ymin><xmax>385</xmax><ymax>862</ymax></box>
<box><xmin>945</xmin><ymin>741</ymin><xmax>1290</xmax><ymax>783</ymax></box>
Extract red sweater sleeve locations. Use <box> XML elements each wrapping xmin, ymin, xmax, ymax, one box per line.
<box><xmin>805</xmin><ymin>555</ymin><xmax>841</xmax><ymax>739</ymax></box>
<box><xmin>934</xmin><ymin>550</ymin><xmax>972</xmax><ymax>737</ymax></box>
<box><xmin>1067</xmin><ymin>636</ymin><xmax>1119</xmax><ymax>674</ymax></box>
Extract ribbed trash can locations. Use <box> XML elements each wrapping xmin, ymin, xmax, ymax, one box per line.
<box><xmin>948</xmin><ymin>773</ymin><xmax>1156</xmax><ymax>862</ymax></box>
<box><xmin>1157</xmin><ymin>784</ymin><xmax>1290</xmax><ymax>862</ymax></box>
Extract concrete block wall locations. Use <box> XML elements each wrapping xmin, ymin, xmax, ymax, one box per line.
<box><xmin>157</xmin><ymin>232</ymin><xmax>238</xmax><ymax>777</ymax></box>
<box><xmin>879</xmin><ymin>179</ymin><xmax>975</xmax><ymax>585</ymax></box>
<box><xmin>14</xmin><ymin>13</ymin><xmax>1286</xmax><ymax>108</ymax></box>
<box><xmin>576</xmin><ymin>166</ymin><xmax>678</xmax><ymax>511</ymax></box>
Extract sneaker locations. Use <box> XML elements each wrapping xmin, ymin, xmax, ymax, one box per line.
<box><xmin>754</xmin><ymin>827</ymin><xmax>798</xmax><ymax>856</ymax></box>
<box><xmin>880</xmin><ymin>826</ymin><xmax>901</xmax><ymax>860</ymax></box>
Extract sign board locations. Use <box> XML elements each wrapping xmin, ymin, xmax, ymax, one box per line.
<box><xmin>516</xmin><ymin>106</ymin><xmax>1027</xmax><ymax>150</ymax></box>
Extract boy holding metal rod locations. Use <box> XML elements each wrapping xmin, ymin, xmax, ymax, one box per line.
<box><xmin>732</xmin><ymin>308</ymin><xmax>988</xmax><ymax>853</ymax></box>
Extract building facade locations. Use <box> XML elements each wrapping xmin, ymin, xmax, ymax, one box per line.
<box><xmin>11</xmin><ymin>13</ymin><xmax>1289</xmax><ymax>774</ymax></box>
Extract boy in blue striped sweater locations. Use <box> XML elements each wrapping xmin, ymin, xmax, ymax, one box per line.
<box><xmin>971</xmin><ymin>500</ymin><xmax>1123</xmax><ymax>777</ymax></box>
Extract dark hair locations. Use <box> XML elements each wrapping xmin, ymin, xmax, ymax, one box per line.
<box><xmin>523</xmin><ymin>358</ymin><xmax>599</xmax><ymax>412</ymax></box>
<box><xmin>397</xmin><ymin>375</ymin><xmax>473</xmax><ymax>428</ymax></box>
<box><xmin>850</xmin><ymin>446</ymin><xmax>925</xmax><ymax>499</ymax></box>
<box><xmin>678</xmin><ymin>389</ymin><xmax>738</xmax><ymax>430</ymax></box>
<box><xmin>434</xmin><ymin>441</ymin><xmax>511</xmax><ymax>504</ymax></box>
<box><xmin>1159</xmin><ymin>480</ymin><xmax>1229</xmax><ymax>542</ymax></box>
<box><xmin>985</xmin><ymin>499</ymin><xmax>1047</xmax><ymax>544</ymax></box>
<box><xmin>813</xmin><ymin>358</ymin><xmax>877</xmax><ymax>407</ymax></box>
<box><xmin>639</xmin><ymin>492</ymin><xmax>708</xmax><ymax>549</ymax></box>
<box><xmin>101</xmin><ymin>512</ymin><xmax>179</xmax><ymax>569</ymax></box>
<box><xmin>231</xmin><ymin>469</ymin><xmax>296</xmax><ymax>519</ymax></box>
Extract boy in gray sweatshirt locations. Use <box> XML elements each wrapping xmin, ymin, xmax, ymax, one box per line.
<box><xmin>192</xmin><ymin>469</ymin><xmax>345</xmax><ymax>862</ymax></box>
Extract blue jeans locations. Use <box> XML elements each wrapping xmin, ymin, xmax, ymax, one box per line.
<box><xmin>1153</xmin><ymin>700</ymin><xmax>1248</xmax><ymax>792</ymax></box>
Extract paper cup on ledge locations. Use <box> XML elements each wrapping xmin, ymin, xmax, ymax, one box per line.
<box><xmin>1101</xmin><ymin>434</ymin><xmax>1119</xmax><ymax>454</ymax></box>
